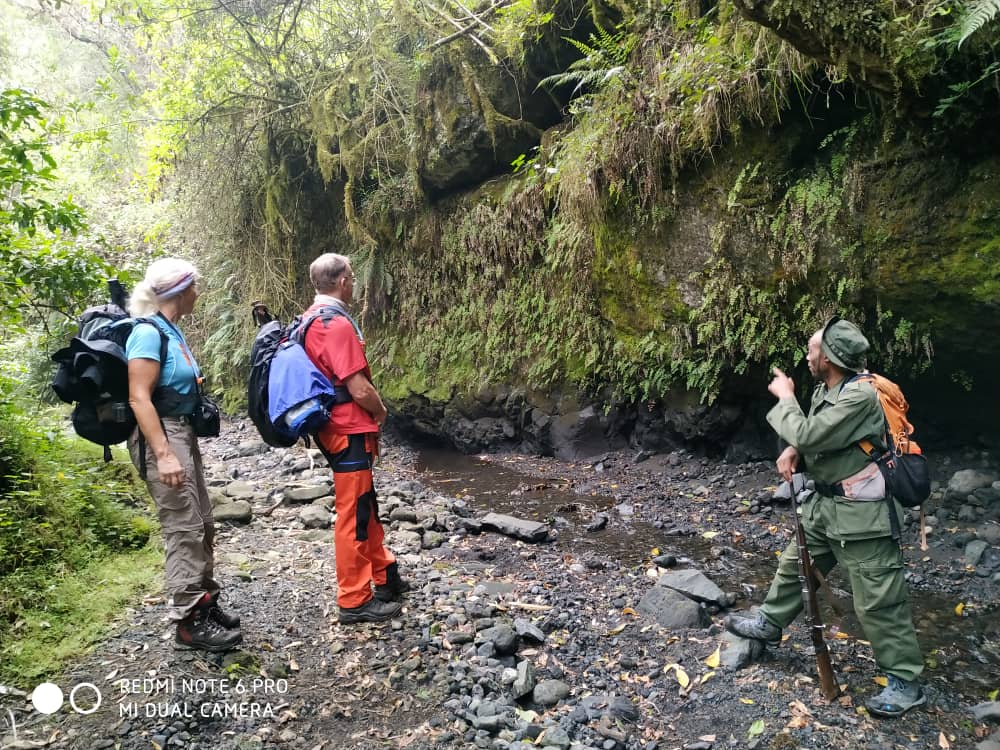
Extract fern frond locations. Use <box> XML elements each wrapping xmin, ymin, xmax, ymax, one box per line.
<box><xmin>565</xmin><ymin>36</ymin><xmax>600</xmax><ymax>59</ymax></box>
<box><xmin>958</xmin><ymin>0</ymin><xmax>1000</xmax><ymax>47</ymax></box>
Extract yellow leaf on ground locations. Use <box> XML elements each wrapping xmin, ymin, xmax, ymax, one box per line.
<box><xmin>622</xmin><ymin>607</ymin><xmax>638</xmax><ymax>617</ymax></box>
<box><xmin>939</xmin><ymin>731</ymin><xmax>952</xmax><ymax>749</ymax></box>
<box><xmin>675</xmin><ymin>666</ymin><xmax>690</xmax><ymax>688</ymax></box>
<box><xmin>698</xmin><ymin>736</ymin><xmax>716</xmax><ymax>743</ymax></box>
<box><xmin>700</xmin><ymin>671</ymin><xmax>716</xmax><ymax>685</ymax></box>
<box><xmin>989</xmin><ymin>689</ymin><xmax>999</xmax><ymax>701</ymax></box>
<box><xmin>834</xmin><ymin>632</ymin><xmax>850</xmax><ymax>640</ymax></box>
<box><xmin>740</xmin><ymin>697</ymin><xmax>755</xmax><ymax>704</ymax></box>
<box><xmin>702</xmin><ymin>531</ymin><xmax>718</xmax><ymax>540</ymax></box>
<box><xmin>873</xmin><ymin>676</ymin><xmax>888</xmax><ymax>687</ymax></box>
<box><xmin>705</xmin><ymin>646</ymin><xmax>721</xmax><ymax>668</ymax></box>
<box><xmin>606</xmin><ymin>623</ymin><xmax>627</xmax><ymax>636</ymax></box>
<box><xmin>651</xmin><ymin>547</ymin><xmax>660</xmax><ymax>555</ymax></box>
<box><xmin>955</xmin><ymin>602</ymin><xmax>965</xmax><ymax>616</ymax></box>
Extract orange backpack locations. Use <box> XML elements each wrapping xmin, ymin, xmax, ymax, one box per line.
<box><xmin>855</xmin><ymin>372</ymin><xmax>921</xmax><ymax>457</ymax></box>
<box><xmin>851</xmin><ymin>372</ymin><xmax>931</xmax><ymax>548</ymax></box>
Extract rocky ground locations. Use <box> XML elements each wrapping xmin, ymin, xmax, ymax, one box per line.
<box><xmin>3</xmin><ymin>417</ymin><xmax>999</xmax><ymax>750</ymax></box>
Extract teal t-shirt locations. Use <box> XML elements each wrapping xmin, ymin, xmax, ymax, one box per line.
<box><xmin>125</xmin><ymin>317</ymin><xmax>199</xmax><ymax>396</ymax></box>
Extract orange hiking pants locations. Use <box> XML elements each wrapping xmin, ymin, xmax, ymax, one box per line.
<box><xmin>317</xmin><ymin>432</ymin><xmax>396</xmax><ymax>608</ymax></box>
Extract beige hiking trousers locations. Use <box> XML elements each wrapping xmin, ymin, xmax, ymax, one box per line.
<box><xmin>129</xmin><ymin>417</ymin><xmax>220</xmax><ymax>621</ymax></box>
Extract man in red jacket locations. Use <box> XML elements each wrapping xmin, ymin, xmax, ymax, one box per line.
<box><xmin>302</xmin><ymin>253</ymin><xmax>409</xmax><ymax>623</ymax></box>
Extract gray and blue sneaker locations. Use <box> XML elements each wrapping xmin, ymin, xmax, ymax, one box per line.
<box><xmin>866</xmin><ymin>674</ymin><xmax>926</xmax><ymax>718</ymax></box>
<box><xmin>724</xmin><ymin>611</ymin><xmax>782</xmax><ymax>647</ymax></box>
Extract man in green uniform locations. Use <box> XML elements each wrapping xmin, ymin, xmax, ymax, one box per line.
<box><xmin>725</xmin><ymin>318</ymin><xmax>925</xmax><ymax>718</ymax></box>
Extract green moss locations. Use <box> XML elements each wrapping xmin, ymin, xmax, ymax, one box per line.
<box><xmin>0</xmin><ymin>547</ymin><xmax>161</xmax><ymax>682</ymax></box>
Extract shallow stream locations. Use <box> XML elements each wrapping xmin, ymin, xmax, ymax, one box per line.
<box><xmin>415</xmin><ymin>447</ymin><xmax>1000</xmax><ymax>696</ymax></box>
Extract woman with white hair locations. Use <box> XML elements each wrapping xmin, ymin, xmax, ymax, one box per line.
<box><xmin>126</xmin><ymin>258</ymin><xmax>241</xmax><ymax>652</ymax></box>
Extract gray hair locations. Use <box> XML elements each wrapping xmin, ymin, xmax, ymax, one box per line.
<box><xmin>309</xmin><ymin>253</ymin><xmax>351</xmax><ymax>293</ymax></box>
<box><xmin>128</xmin><ymin>258</ymin><xmax>199</xmax><ymax>317</ymax></box>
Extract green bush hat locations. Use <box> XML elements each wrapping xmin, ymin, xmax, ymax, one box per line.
<box><xmin>821</xmin><ymin>316</ymin><xmax>869</xmax><ymax>373</ymax></box>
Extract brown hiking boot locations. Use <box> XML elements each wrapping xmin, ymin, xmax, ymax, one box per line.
<box><xmin>374</xmin><ymin>562</ymin><xmax>412</xmax><ymax>602</ymax></box>
<box><xmin>175</xmin><ymin>607</ymin><xmax>242</xmax><ymax>652</ymax></box>
<box><xmin>338</xmin><ymin>598</ymin><xmax>402</xmax><ymax>624</ymax></box>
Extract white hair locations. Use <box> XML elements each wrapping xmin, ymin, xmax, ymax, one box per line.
<box><xmin>128</xmin><ymin>258</ymin><xmax>199</xmax><ymax>317</ymax></box>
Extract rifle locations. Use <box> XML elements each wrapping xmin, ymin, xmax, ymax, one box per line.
<box><xmin>790</xmin><ymin>473</ymin><xmax>841</xmax><ymax>701</ymax></box>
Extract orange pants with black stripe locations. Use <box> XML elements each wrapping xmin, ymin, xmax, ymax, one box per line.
<box><xmin>317</xmin><ymin>432</ymin><xmax>396</xmax><ymax>608</ymax></box>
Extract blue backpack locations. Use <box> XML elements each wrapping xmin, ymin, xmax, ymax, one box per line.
<box><xmin>247</xmin><ymin>304</ymin><xmax>354</xmax><ymax>447</ymax></box>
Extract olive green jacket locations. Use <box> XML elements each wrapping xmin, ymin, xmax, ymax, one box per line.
<box><xmin>766</xmin><ymin>375</ymin><xmax>884</xmax><ymax>485</ymax></box>
<box><xmin>767</xmin><ymin>375</ymin><xmax>900</xmax><ymax>541</ymax></box>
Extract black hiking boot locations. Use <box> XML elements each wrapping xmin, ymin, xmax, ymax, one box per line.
<box><xmin>338</xmin><ymin>598</ymin><xmax>402</xmax><ymax>624</ymax></box>
<box><xmin>374</xmin><ymin>562</ymin><xmax>412</xmax><ymax>602</ymax></box>
<box><xmin>174</xmin><ymin>607</ymin><xmax>242</xmax><ymax>652</ymax></box>
<box><xmin>207</xmin><ymin>592</ymin><xmax>241</xmax><ymax>630</ymax></box>
<box><xmin>724</xmin><ymin>611</ymin><xmax>782</xmax><ymax>647</ymax></box>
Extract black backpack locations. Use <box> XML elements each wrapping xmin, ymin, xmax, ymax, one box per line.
<box><xmin>246</xmin><ymin>302</ymin><xmax>353</xmax><ymax>448</ymax></box>
<box><xmin>51</xmin><ymin>281</ymin><xmax>168</xmax><ymax>462</ymax></box>
<box><xmin>247</xmin><ymin>304</ymin><xmax>297</xmax><ymax>448</ymax></box>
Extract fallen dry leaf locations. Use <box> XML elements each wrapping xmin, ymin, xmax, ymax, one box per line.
<box><xmin>954</xmin><ymin>602</ymin><xmax>965</xmax><ymax>616</ymax></box>
<box><xmin>873</xmin><ymin>676</ymin><xmax>888</xmax><ymax>687</ymax></box>
<box><xmin>939</xmin><ymin>731</ymin><xmax>952</xmax><ymax>749</ymax></box>
<box><xmin>675</xmin><ymin>666</ymin><xmax>690</xmax><ymax>688</ymax></box>
<box><xmin>704</xmin><ymin>646</ymin><xmax>721</xmax><ymax>668</ymax></box>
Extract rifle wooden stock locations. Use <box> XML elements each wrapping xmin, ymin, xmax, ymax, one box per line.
<box><xmin>793</xmin><ymin>501</ymin><xmax>841</xmax><ymax>701</ymax></box>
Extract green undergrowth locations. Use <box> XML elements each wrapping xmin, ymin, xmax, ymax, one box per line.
<box><xmin>1</xmin><ymin>547</ymin><xmax>161</xmax><ymax>683</ymax></box>
<box><xmin>0</xmin><ymin>376</ymin><xmax>159</xmax><ymax>684</ymax></box>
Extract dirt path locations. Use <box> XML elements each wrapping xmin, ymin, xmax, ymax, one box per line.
<box><xmin>4</xmin><ymin>419</ymin><xmax>998</xmax><ymax>750</ymax></box>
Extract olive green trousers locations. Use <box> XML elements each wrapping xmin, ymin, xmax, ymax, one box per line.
<box><xmin>759</xmin><ymin>495</ymin><xmax>924</xmax><ymax>682</ymax></box>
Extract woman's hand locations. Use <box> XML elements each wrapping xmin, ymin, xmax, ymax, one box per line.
<box><xmin>157</xmin><ymin>451</ymin><xmax>185</xmax><ymax>487</ymax></box>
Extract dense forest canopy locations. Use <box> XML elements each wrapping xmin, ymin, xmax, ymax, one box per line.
<box><xmin>1</xmin><ymin>0</ymin><xmax>999</xmax><ymax>445</ymax></box>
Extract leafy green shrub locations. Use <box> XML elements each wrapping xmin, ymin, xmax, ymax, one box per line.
<box><xmin>0</xmin><ymin>375</ymin><xmax>154</xmax><ymax>625</ymax></box>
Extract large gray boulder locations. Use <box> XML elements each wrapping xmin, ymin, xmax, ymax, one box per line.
<box><xmin>285</xmin><ymin>483</ymin><xmax>333</xmax><ymax>504</ymax></box>
<box><xmin>532</xmin><ymin>679</ymin><xmax>570</xmax><ymax>707</ymax></box>
<box><xmin>299</xmin><ymin>506</ymin><xmax>333</xmax><ymax>529</ymax></box>
<box><xmin>480</xmin><ymin>513</ymin><xmax>549</xmax><ymax>542</ymax></box>
<box><xmin>224</xmin><ymin>480</ymin><xmax>256</xmax><ymax>500</ymax></box>
<box><xmin>948</xmin><ymin>470</ymin><xmax>999</xmax><ymax>499</ymax></box>
<box><xmin>549</xmin><ymin>404</ymin><xmax>623</xmax><ymax>460</ymax></box>
<box><xmin>636</xmin><ymin>585</ymin><xmax>707</xmax><ymax>629</ymax></box>
<box><xmin>719</xmin><ymin>630</ymin><xmax>765</xmax><ymax>671</ymax></box>
<box><xmin>656</xmin><ymin>569</ymin><xmax>727</xmax><ymax>606</ymax></box>
<box><xmin>214</xmin><ymin>501</ymin><xmax>253</xmax><ymax>524</ymax></box>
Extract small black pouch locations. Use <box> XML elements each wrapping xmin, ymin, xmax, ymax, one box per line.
<box><xmin>192</xmin><ymin>391</ymin><xmax>221</xmax><ymax>437</ymax></box>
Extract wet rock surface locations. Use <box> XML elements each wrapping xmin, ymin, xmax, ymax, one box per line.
<box><xmin>5</xmin><ymin>419</ymin><xmax>998</xmax><ymax>749</ymax></box>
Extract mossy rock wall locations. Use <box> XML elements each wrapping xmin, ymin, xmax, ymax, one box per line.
<box><xmin>240</xmin><ymin>0</ymin><xmax>1000</xmax><ymax>456</ymax></box>
<box><xmin>367</xmin><ymin>106</ymin><xmax>1000</xmax><ymax>456</ymax></box>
